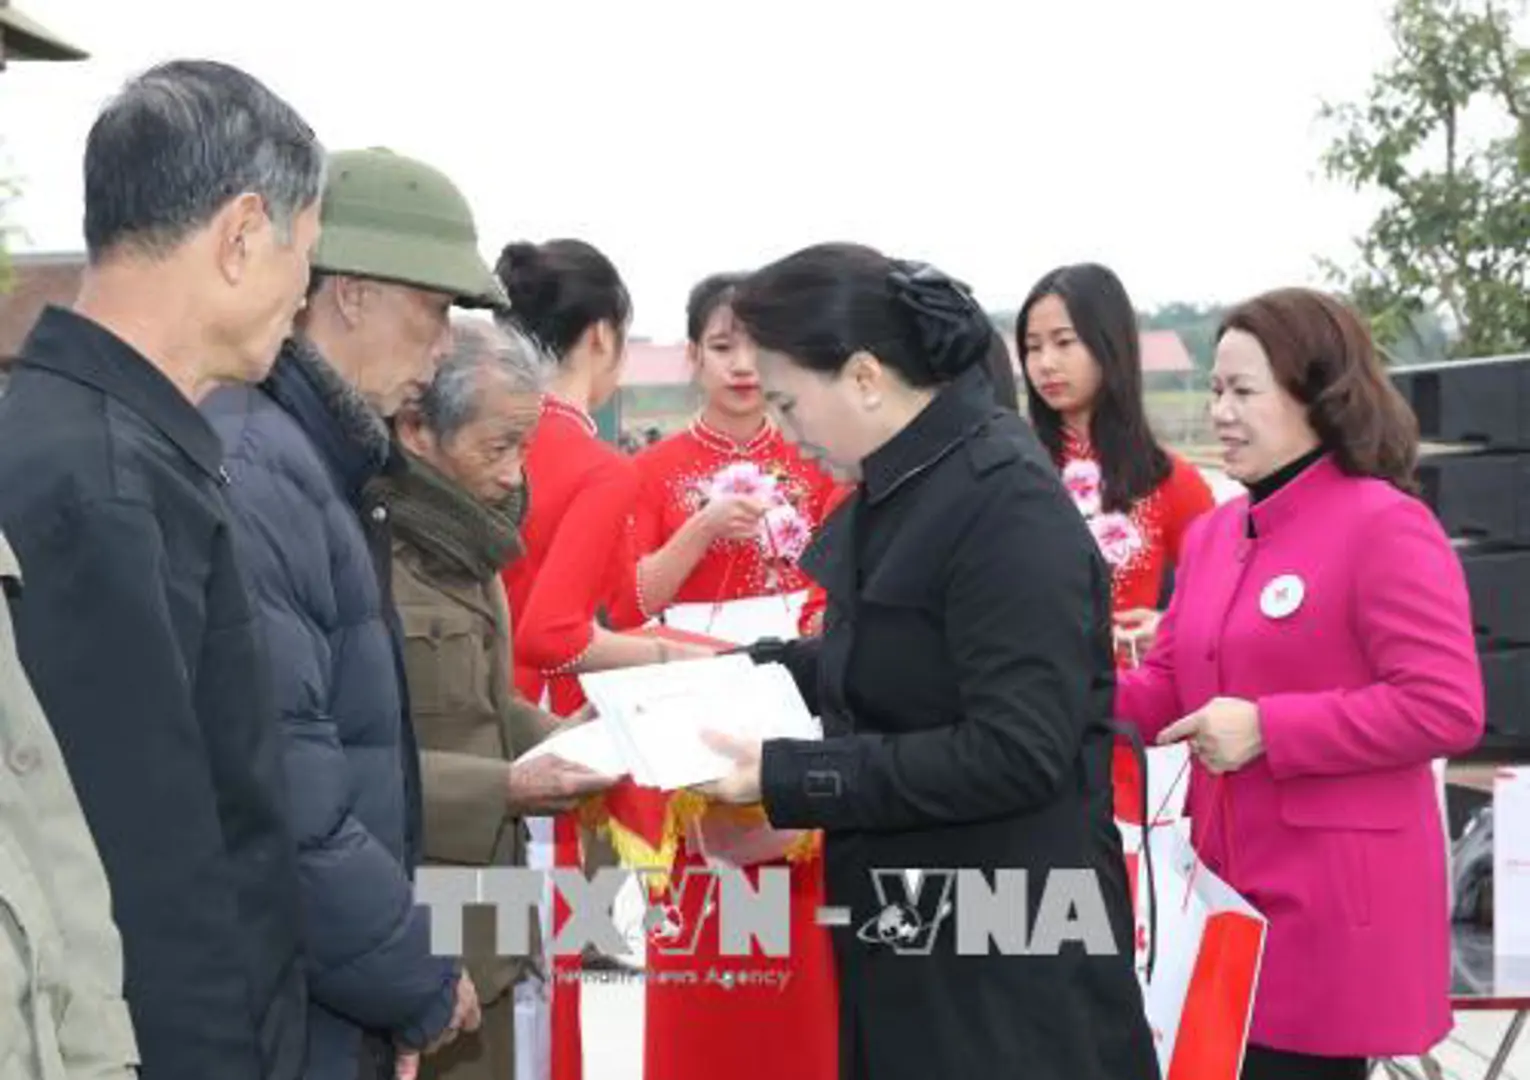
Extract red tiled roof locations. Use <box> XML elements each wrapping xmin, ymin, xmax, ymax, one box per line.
<box><xmin>1141</xmin><ymin>329</ymin><xmax>1195</xmax><ymax>373</ymax></box>
<box><xmin>1</xmin><ymin>252</ymin><xmax>84</xmax><ymax>360</ymax></box>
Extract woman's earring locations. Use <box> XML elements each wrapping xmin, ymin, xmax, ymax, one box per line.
<box><xmin>864</xmin><ymin>395</ymin><xmax>882</xmax><ymax>411</ymax></box>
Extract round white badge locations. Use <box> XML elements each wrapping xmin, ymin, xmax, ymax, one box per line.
<box><xmin>1260</xmin><ymin>574</ymin><xmax>1305</xmax><ymax>619</ymax></box>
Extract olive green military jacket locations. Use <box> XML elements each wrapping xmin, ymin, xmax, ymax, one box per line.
<box><xmin>384</xmin><ymin>458</ymin><xmax>548</xmax><ymax>1004</ymax></box>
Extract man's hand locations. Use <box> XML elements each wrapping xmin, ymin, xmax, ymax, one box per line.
<box><xmin>395</xmin><ymin>974</ymin><xmax>481</xmax><ymax>1079</ymax></box>
<box><xmin>508</xmin><ymin>754</ymin><xmax>617</xmax><ymax>814</ymax></box>
<box><xmin>698</xmin><ymin>495</ymin><xmax>769</xmax><ymax>542</ymax></box>
<box><xmin>446</xmin><ymin>973</ymin><xmax>482</xmax><ymax>1042</ymax></box>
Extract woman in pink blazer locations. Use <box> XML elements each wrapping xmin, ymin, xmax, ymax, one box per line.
<box><xmin>1117</xmin><ymin>288</ymin><xmax>1484</xmax><ymax>1080</ymax></box>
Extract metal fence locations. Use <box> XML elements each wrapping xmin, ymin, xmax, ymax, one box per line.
<box><xmin>1143</xmin><ymin>371</ymin><xmax>1214</xmax><ymax>452</ymax></box>
<box><xmin>1014</xmin><ymin>371</ymin><xmax>1218</xmax><ymax>456</ymax></box>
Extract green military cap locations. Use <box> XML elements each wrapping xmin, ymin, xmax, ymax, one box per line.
<box><xmin>313</xmin><ymin>147</ymin><xmax>507</xmax><ymax>310</ymax></box>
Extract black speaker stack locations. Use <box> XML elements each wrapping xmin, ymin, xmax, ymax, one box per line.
<box><xmin>1392</xmin><ymin>354</ymin><xmax>1530</xmax><ymax>759</ymax></box>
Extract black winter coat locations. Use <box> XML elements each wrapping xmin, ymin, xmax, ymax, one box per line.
<box><xmin>757</xmin><ymin>367</ymin><xmax>1159</xmax><ymax>1079</ymax></box>
<box><xmin>203</xmin><ymin>339</ymin><xmax>456</xmax><ymax>1080</ymax></box>
<box><xmin>0</xmin><ymin>307</ymin><xmax>307</xmax><ymax>1080</ymax></box>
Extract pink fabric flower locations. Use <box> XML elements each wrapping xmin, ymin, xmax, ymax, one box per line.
<box><xmin>760</xmin><ymin>503</ymin><xmax>812</xmax><ymax>562</ymax></box>
<box><xmin>1089</xmin><ymin>511</ymin><xmax>1144</xmax><ymax>567</ymax></box>
<box><xmin>706</xmin><ymin>461</ymin><xmax>779</xmax><ymax>504</ymax></box>
<box><xmin>1062</xmin><ymin>459</ymin><xmax>1102</xmax><ymax>518</ymax></box>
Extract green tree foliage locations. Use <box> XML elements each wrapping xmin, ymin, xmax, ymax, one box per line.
<box><xmin>1320</xmin><ymin>0</ymin><xmax>1529</xmax><ymax>360</ymax></box>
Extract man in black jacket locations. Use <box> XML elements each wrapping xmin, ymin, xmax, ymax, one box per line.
<box><xmin>0</xmin><ymin>61</ymin><xmax>324</xmax><ymax>1080</ymax></box>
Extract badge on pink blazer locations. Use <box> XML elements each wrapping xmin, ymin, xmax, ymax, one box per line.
<box><xmin>1260</xmin><ymin>574</ymin><xmax>1305</xmax><ymax>619</ymax></box>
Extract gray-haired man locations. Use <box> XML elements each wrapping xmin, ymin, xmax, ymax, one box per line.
<box><xmin>0</xmin><ymin>60</ymin><xmax>322</xmax><ymax>1079</ymax></box>
<box><xmin>383</xmin><ymin>318</ymin><xmax>614</xmax><ymax>1080</ymax></box>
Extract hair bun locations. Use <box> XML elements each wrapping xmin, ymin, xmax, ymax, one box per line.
<box><xmin>495</xmin><ymin>241</ymin><xmax>559</xmax><ymax>324</ymax></box>
<box><xmin>888</xmin><ymin>260</ymin><xmax>990</xmax><ymax>378</ymax></box>
<box><xmin>495</xmin><ymin>240</ymin><xmax>539</xmax><ymax>277</ymax></box>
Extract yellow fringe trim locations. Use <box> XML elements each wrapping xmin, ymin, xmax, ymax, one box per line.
<box><xmin>578</xmin><ymin>791</ymin><xmax>821</xmax><ymax>894</ymax></box>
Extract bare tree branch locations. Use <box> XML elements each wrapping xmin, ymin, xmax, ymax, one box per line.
<box><xmin>1482</xmin><ymin>0</ymin><xmax>1527</xmax><ymax>122</ymax></box>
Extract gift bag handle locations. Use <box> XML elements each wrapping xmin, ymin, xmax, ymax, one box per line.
<box><xmin>1108</xmin><ymin>719</ymin><xmax>1158</xmax><ymax>982</ymax></box>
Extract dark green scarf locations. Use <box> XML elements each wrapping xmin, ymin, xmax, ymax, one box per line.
<box><xmin>374</xmin><ymin>451</ymin><xmax>526</xmax><ymax>582</ymax></box>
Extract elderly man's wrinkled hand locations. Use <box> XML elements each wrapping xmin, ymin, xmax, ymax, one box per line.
<box><xmin>508</xmin><ymin>755</ymin><xmax>617</xmax><ymax>814</ymax></box>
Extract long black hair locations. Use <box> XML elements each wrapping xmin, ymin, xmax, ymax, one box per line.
<box><xmin>1018</xmin><ymin>263</ymin><xmax>1169</xmax><ymax>512</ymax></box>
<box><xmin>731</xmin><ymin>243</ymin><xmax>992</xmax><ymax>385</ymax></box>
<box><xmin>493</xmin><ymin>239</ymin><xmax>631</xmax><ymax>360</ymax></box>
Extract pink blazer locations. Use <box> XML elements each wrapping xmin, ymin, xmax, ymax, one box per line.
<box><xmin>1118</xmin><ymin>456</ymin><xmax>1483</xmax><ymax>1057</ymax></box>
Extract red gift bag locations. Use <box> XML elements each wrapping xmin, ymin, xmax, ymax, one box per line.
<box><xmin>1113</xmin><ymin>727</ymin><xmax>1265</xmax><ymax>1080</ymax></box>
<box><xmin>1117</xmin><ymin>815</ymin><xmax>1266</xmax><ymax>1080</ymax></box>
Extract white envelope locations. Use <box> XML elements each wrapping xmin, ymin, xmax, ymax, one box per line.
<box><xmin>514</xmin><ymin>717</ymin><xmax>627</xmax><ymax>778</ymax></box>
<box><xmin>658</xmin><ymin>591</ymin><xmax>809</xmax><ymax>646</ymax></box>
<box><xmin>577</xmin><ymin>656</ymin><xmax>822</xmax><ymax>790</ymax></box>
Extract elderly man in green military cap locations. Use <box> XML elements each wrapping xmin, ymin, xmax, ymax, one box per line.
<box><xmin>202</xmin><ymin>149</ymin><xmax>506</xmax><ymax>1080</ymax></box>
<box><xmin>295</xmin><ymin>146</ymin><xmax>507</xmax><ymax>415</ymax></box>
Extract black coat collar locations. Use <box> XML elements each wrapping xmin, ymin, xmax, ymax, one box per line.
<box><xmin>801</xmin><ymin>367</ymin><xmax>998</xmax><ymax>600</ymax></box>
<box><xmin>861</xmin><ymin>366</ymin><xmax>996</xmax><ymax>506</ymax></box>
<box><xmin>18</xmin><ymin>305</ymin><xmax>225</xmax><ymax>483</ymax></box>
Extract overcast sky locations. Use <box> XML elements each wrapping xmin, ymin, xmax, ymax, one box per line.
<box><xmin>2</xmin><ymin>0</ymin><xmax>1408</xmax><ymax>339</ymax></box>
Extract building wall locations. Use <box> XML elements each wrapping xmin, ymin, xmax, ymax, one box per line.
<box><xmin>0</xmin><ymin>252</ymin><xmax>85</xmax><ymax>361</ymax></box>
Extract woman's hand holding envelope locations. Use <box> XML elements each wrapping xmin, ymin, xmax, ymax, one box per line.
<box><xmin>693</xmin><ymin>730</ymin><xmax>764</xmax><ymax>805</ymax></box>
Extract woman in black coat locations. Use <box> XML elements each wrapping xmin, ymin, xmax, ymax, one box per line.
<box><xmin>700</xmin><ymin>244</ymin><xmax>1158</xmax><ymax>1079</ymax></box>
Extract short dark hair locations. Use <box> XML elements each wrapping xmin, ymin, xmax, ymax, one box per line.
<box><xmin>1018</xmin><ymin>263</ymin><xmax>1170</xmax><ymax>513</ymax></box>
<box><xmin>686</xmin><ymin>272</ymin><xmax>747</xmax><ymax>343</ymax></box>
<box><xmin>730</xmin><ymin>243</ymin><xmax>991</xmax><ymax>387</ymax></box>
<box><xmin>83</xmin><ymin>59</ymin><xmax>324</xmax><ymax>261</ymax></box>
<box><xmin>493</xmin><ymin>239</ymin><xmax>631</xmax><ymax>360</ymax></box>
<box><xmin>1219</xmin><ymin>288</ymin><xmax>1419</xmax><ymax>492</ymax></box>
